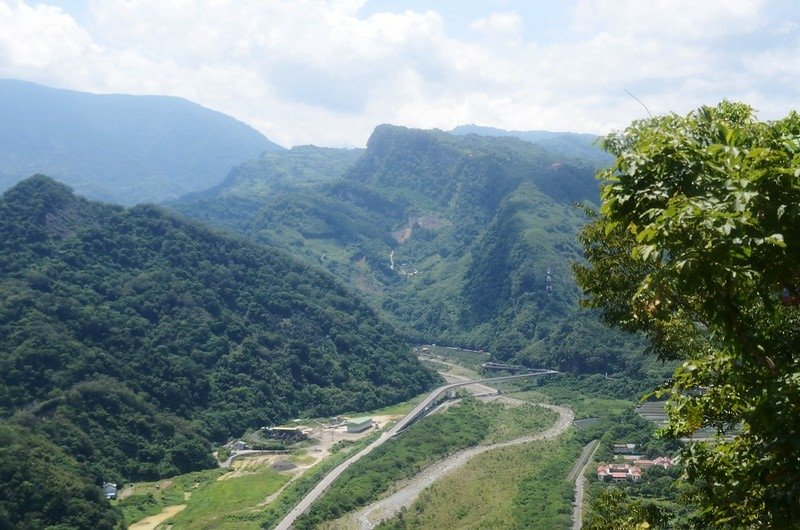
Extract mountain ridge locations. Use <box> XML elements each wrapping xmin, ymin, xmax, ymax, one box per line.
<box><xmin>172</xmin><ymin>124</ymin><xmax>649</xmax><ymax>377</ymax></box>
<box><xmin>0</xmin><ymin>79</ymin><xmax>282</xmax><ymax>204</ymax></box>
<box><xmin>0</xmin><ymin>175</ymin><xmax>437</xmax><ymax>527</ymax></box>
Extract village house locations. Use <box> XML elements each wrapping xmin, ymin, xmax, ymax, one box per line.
<box><xmin>102</xmin><ymin>482</ymin><xmax>117</xmax><ymax>499</ymax></box>
<box><xmin>597</xmin><ymin>456</ymin><xmax>674</xmax><ymax>482</ymax></box>
<box><xmin>597</xmin><ymin>463</ymin><xmax>642</xmax><ymax>482</ymax></box>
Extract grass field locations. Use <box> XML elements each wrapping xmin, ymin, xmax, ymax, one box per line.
<box><xmin>359</xmin><ymin>390</ymin><xmax>431</xmax><ymax>418</ymax></box>
<box><xmin>377</xmin><ymin>435</ymin><xmax>582</xmax><ymax>530</ymax></box>
<box><xmin>293</xmin><ymin>398</ymin><xmax>558</xmax><ymax>529</ymax></box>
<box><xmin>117</xmin><ymin>459</ymin><xmax>290</xmax><ymax>529</ymax></box>
<box><xmin>501</xmin><ymin>384</ymin><xmax>634</xmax><ymax>419</ymax></box>
<box><xmin>117</xmin><ymin>468</ymin><xmax>225</xmax><ymax>525</ymax></box>
<box><xmin>169</xmin><ymin>468</ymin><xmax>289</xmax><ymax>529</ymax></box>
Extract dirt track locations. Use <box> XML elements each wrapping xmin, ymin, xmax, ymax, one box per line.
<box><xmin>348</xmin><ymin>403</ymin><xmax>575</xmax><ymax>529</ymax></box>
<box><xmin>128</xmin><ymin>504</ymin><xmax>186</xmax><ymax>530</ymax></box>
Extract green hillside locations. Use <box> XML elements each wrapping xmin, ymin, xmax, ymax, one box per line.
<box><xmin>172</xmin><ymin>145</ymin><xmax>362</xmax><ymax>232</ymax></box>
<box><xmin>173</xmin><ymin>125</ymin><xmax>650</xmax><ymax>376</ymax></box>
<box><xmin>0</xmin><ymin>79</ymin><xmax>282</xmax><ymax>205</ymax></box>
<box><xmin>0</xmin><ymin>175</ymin><xmax>437</xmax><ymax>528</ymax></box>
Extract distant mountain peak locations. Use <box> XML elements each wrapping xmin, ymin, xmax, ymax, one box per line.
<box><xmin>0</xmin><ymin>79</ymin><xmax>284</xmax><ymax>205</ymax></box>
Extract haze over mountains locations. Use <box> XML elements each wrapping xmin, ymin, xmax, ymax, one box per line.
<box><xmin>0</xmin><ymin>79</ymin><xmax>282</xmax><ymax>205</ymax></box>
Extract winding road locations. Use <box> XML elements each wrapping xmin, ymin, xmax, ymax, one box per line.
<box><xmin>273</xmin><ymin>371</ymin><xmax>558</xmax><ymax>530</ymax></box>
<box><xmin>352</xmin><ymin>402</ymin><xmax>575</xmax><ymax>529</ymax></box>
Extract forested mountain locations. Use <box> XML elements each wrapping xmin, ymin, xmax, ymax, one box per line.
<box><xmin>173</xmin><ymin>125</ymin><xmax>651</xmax><ymax>376</ymax></box>
<box><xmin>0</xmin><ymin>79</ymin><xmax>282</xmax><ymax>205</ymax></box>
<box><xmin>0</xmin><ymin>176</ymin><xmax>436</xmax><ymax>528</ymax></box>
<box><xmin>173</xmin><ymin>145</ymin><xmax>362</xmax><ymax>232</ymax></box>
<box><xmin>450</xmin><ymin>124</ymin><xmax>612</xmax><ymax>167</ymax></box>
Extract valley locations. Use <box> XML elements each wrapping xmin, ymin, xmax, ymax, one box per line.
<box><xmin>110</xmin><ymin>345</ymin><xmax>675</xmax><ymax>529</ymax></box>
<box><xmin>1</xmin><ymin>0</ymin><xmax>796</xmax><ymax>525</ymax></box>
<box><xmin>171</xmin><ymin>125</ymin><xmax>652</xmax><ymax>381</ymax></box>
<box><xmin>0</xmin><ymin>123</ymin><xmax>684</xmax><ymax>529</ymax></box>
<box><xmin>113</xmin><ymin>347</ymin><xmax>584</xmax><ymax>529</ymax></box>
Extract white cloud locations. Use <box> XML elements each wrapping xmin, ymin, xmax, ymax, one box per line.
<box><xmin>0</xmin><ymin>0</ymin><xmax>798</xmax><ymax>146</ymax></box>
<box><xmin>470</xmin><ymin>11</ymin><xmax>522</xmax><ymax>37</ymax></box>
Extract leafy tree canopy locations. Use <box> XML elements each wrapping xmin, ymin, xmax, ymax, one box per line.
<box><xmin>575</xmin><ymin>101</ymin><xmax>800</xmax><ymax>528</ymax></box>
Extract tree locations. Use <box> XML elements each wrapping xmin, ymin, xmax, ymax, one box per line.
<box><xmin>575</xmin><ymin>101</ymin><xmax>800</xmax><ymax>528</ymax></box>
<box><xmin>584</xmin><ymin>488</ymin><xmax>670</xmax><ymax>530</ymax></box>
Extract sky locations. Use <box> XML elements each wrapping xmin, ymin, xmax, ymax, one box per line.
<box><xmin>1</xmin><ymin>0</ymin><xmax>799</xmax><ymax>147</ymax></box>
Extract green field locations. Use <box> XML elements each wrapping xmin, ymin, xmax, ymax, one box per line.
<box><xmin>293</xmin><ymin>398</ymin><xmax>557</xmax><ymax>529</ymax></box>
<box><xmin>170</xmin><ymin>468</ymin><xmax>289</xmax><ymax>529</ymax></box>
<box><xmin>377</xmin><ymin>435</ymin><xmax>582</xmax><ymax>530</ymax></box>
<box><xmin>117</xmin><ymin>462</ymin><xmax>290</xmax><ymax>529</ymax></box>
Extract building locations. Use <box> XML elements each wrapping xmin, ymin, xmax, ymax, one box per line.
<box><xmin>611</xmin><ymin>443</ymin><xmax>638</xmax><ymax>455</ymax></box>
<box><xmin>262</xmin><ymin>427</ymin><xmax>307</xmax><ymax>442</ymax></box>
<box><xmin>232</xmin><ymin>440</ymin><xmax>247</xmax><ymax>451</ymax></box>
<box><xmin>597</xmin><ymin>464</ymin><xmax>641</xmax><ymax>482</ymax></box>
<box><xmin>102</xmin><ymin>482</ymin><xmax>117</xmax><ymax>499</ymax></box>
<box><xmin>346</xmin><ymin>416</ymin><xmax>373</xmax><ymax>433</ymax></box>
<box><xmin>597</xmin><ymin>456</ymin><xmax>674</xmax><ymax>482</ymax></box>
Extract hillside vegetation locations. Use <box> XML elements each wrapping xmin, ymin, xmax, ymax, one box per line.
<box><xmin>0</xmin><ymin>79</ymin><xmax>282</xmax><ymax>204</ymax></box>
<box><xmin>173</xmin><ymin>125</ymin><xmax>648</xmax><ymax>376</ymax></box>
<box><xmin>0</xmin><ymin>175</ymin><xmax>437</xmax><ymax>528</ymax></box>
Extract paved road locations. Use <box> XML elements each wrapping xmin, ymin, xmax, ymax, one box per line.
<box><xmin>273</xmin><ymin>371</ymin><xmax>557</xmax><ymax>530</ymax></box>
<box><xmin>571</xmin><ymin>439</ymin><xmax>601</xmax><ymax>530</ymax></box>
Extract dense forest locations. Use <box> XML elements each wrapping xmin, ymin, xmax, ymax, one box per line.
<box><xmin>0</xmin><ymin>175</ymin><xmax>437</xmax><ymax>528</ymax></box>
<box><xmin>174</xmin><ymin>125</ymin><xmax>652</xmax><ymax>378</ymax></box>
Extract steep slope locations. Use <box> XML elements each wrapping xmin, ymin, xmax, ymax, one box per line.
<box><xmin>172</xmin><ymin>145</ymin><xmax>362</xmax><ymax>232</ymax></box>
<box><xmin>0</xmin><ymin>176</ymin><xmax>437</xmax><ymax>526</ymax></box>
<box><xmin>173</xmin><ymin>126</ymin><xmax>646</xmax><ymax>376</ymax></box>
<box><xmin>0</xmin><ymin>79</ymin><xmax>282</xmax><ymax>204</ymax></box>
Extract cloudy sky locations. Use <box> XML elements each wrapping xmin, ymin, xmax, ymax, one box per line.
<box><xmin>1</xmin><ymin>0</ymin><xmax>798</xmax><ymax>147</ymax></box>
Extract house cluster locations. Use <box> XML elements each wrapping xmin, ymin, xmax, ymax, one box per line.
<box><xmin>597</xmin><ymin>443</ymin><xmax>675</xmax><ymax>482</ymax></box>
<box><xmin>597</xmin><ymin>456</ymin><xmax>675</xmax><ymax>482</ymax></box>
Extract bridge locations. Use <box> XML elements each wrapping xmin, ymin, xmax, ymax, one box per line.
<box><xmin>274</xmin><ymin>369</ymin><xmax>558</xmax><ymax>530</ymax></box>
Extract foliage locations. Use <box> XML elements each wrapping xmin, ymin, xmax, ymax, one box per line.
<box><xmin>0</xmin><ymin>423</ymin><xmax>123</xmax><ymax>530</ymax></box>
<box><xmin>575</xmin><ymin>101</ymin><xmax>800</xmax><ymax>527</ymax></box>
<box><xmin>173</xmin><ymin>124</ymin><xmax>648</xmax><ymax>377</ymax></box>
<box><xmin>0</xmin><ymin>176</ymin><xmax>437</xmax><ymax>524</ymax></box>
<box><xmin>171</xmin><ymin>145</ymin><xmax>362</xmax><ymax>232</ymax></box>
<box><xmin>583</xmin><ymin>488</ymin><xmax>671</xmax><ymax>530</ymax></box>
<box><xmin>0</xmin><ymin>79</ymin><xmax>280</xmax><ymax>204</ymax></box>
<box><xmin>293</xmin><ymin>398</ymin><xmax>555</xmax><ymax>528</ymax></box>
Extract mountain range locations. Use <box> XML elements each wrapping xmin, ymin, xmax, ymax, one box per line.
<box><xmin>0</xmin><ymin>81</ymin><xmax>661</xmax><ymax>528</ymax></box>
<box><xmin>0</xmin><ymin>79</ymin><xmax>282</xmax><ymax>205</ymax></box>
<box><xmin>173</xmin><ymin>124</ymin><xmax>647</xmax><ymax>376</ymax></box>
